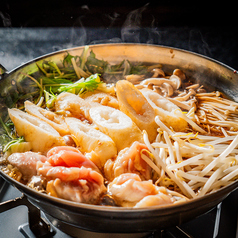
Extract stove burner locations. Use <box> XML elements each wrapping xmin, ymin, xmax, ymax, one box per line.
<box><xmin>43</xmin><ymin>212</ymin><xmax>195</xmax><ymax>238</ymax></box>
<box><xmin>19</xmin><ymin>219</ymin><xmax>194</xmax><ymax>238</ymax></box>
<box><xmin>1</xmin><ymin>175</ymin><xmax>237</xmax><ymax>238</ymax></box>
<box><xmin>18</xmin><ymin>224</ymin><xmax>194</xmax><ymax>238</ymax></box>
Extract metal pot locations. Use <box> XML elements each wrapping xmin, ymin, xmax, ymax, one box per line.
<box><xmin>1</xmin><ymin>44</ymin><xmax>238</xmax><ymax>234</ymax></box>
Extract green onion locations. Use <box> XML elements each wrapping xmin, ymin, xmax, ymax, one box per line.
<box><xmin>58</xmin><ymin>74</ymin><xmax>102</xmax><ymax>94</ymax></box>
<box><xmin>3</xmin><ymin>136</ymin><xmax>24</xmax><ymax>152</ymax></box>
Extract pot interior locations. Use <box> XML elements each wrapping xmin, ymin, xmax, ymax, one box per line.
<box><xmin>1</xmin><ymin>44</ymin><xmax>238</xmax><ymax>232</ymax></box>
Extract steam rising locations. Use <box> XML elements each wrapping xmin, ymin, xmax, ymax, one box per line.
<box><xmin>121</xmin><ymin>4</ymin><xmax>148</xmax><ymax>43</ymax></box>
<box><xmin>1</xmin><ymin>3</ymin><xmax>235</xmax><ymax>71</ymax></box>
<box><xmin>0</xmin><ymin>11</ymin><xmax>11</xmax><ymax>27</ymax></box>
<box><xmin>189</xmin><ymin>30</ymin><xmax>211</xmax><ymax>57</ymax></box>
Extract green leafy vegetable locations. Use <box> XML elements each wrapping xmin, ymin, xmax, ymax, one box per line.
<box><xmin>44</xmin><ymin>88</ymin><xmax>57</xmax><ymax>108</ymax></box>
<box><xmin>41</xmin><ymin>77</ymin><xmax>74</xmax><ymax>93</ymax></box>
<box><xmin>58</xmin><ymin>74</ymin><xmax>102</xmax><ymax>94</ymax></box>
<box><xmin>0</xmin><ymin>117</ymin><xmax>26</xmax><ymax>153</ymax></box>
<box><xmin>80</xmin><ymin>45</ymin><xmax>89</xmax><ymax>70</ymax></box>
<box><xmin>0</xmin><ymin>117</ymin><xmax>17</xmax><ymax>139</ymax></box>
<box><xmin>3</xmin><ymin>136</ymin><xmax>25</xmax><ymax>153</ymax></box>
<box><xmin>86</xmin><ymin>50</ymin><xmax>108</xmax><ymax>74</ymax></box>
<box><xmin>126</xmin><ymin>60</ymin><xmax>149</xmax><ymax>75</ymax></box>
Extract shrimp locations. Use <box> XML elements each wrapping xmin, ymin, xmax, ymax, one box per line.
<box><xmin>104</xmin><ymin>141</ymin><xmax>152</xmax><ymax>181</ymax></box>
<box><xmin>7</xmin><ymin>152</ymin><xmax>47</xmax><ymax>180</ymax></box>
<box><xmin>107</xmin><ymin>173</ymin><xmax>157</xmax><ymax>206</ymax></box>
<box><xmin>107</xmin><ymin>173</ymin><xmax>175</xmax><ymax>208</ymax></box>
<box><xmin>37</xmin><ymin>162</ymin><xmax>102</xmax><ymax>183</ymax></box>
<box><xmin>134</xmin><ymin>191</ymin><xmax>175</xmax><ymax>208</ymax></box>
<box><xmin>46</xmin><ymin>146</ymin><xmax>99</xmax><ymax>172</ymax></box>
<box><xmin>116</xmin><ymin>80</ymin><xmax>158</xmax><ymax>142</ymax></box>
<box><xmin>37</xmin><ymin>162</ymin><xmax>106</xmax><ymax>204</ymax></box>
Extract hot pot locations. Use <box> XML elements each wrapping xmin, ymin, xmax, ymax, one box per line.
<box><xmin>0</xmin><ymin>44</ymin><xmax>238</xmax><ymax>236</ymax></box>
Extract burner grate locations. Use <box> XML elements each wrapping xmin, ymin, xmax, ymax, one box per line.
<box><xmin>19</xmin><ymin>222</ymin><xmax>194</xmax><ymax>238</ymax></box>
<box><xmin>19</xmin><ymin>223</ymin><xmax>56</xmax><ymax>238</ymax></box>
<box><xmin>0</xmin><ymin>193</ymin><xmax>55</xmax><ymax>237</ymax></box>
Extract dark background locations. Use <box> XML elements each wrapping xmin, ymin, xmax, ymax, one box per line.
<box><xmin>0</xmin><ymin>0</ymin><xmax>237</xmax><ymax>70</ymax></box>
<box><xmin>0</xmin><ymin>0</ymin><xmax>236</xmax><ymax>28</ymax></box>
<box><xmin>0</xmin><ymin>0</ymin><xmax>237</xmax><ymax>71</ymax></box>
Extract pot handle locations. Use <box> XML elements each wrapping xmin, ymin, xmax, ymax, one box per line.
<box><xmin>0</xmin><ymin>64</ymin><xmax>8</xmax><ymax>80</ymax></box>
